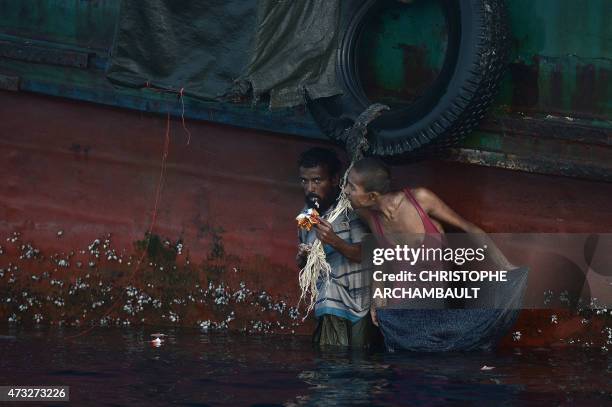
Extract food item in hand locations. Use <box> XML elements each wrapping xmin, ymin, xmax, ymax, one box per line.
<box><xmin>296</xmin><ymin>208</ymin><xmax>320</xmax><ymax>231</ymax></box>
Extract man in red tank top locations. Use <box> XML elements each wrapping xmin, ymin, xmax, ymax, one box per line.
<box><xmin>344</xmin><ymin>157</ymin><xmax>516</xmax><ymax>326</ymax></box>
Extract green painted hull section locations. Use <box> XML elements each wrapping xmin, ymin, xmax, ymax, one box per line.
<box><xmin>0</xmin><ymin>0</ymin><xmax>610</xmax><ymax>179</ymax></box>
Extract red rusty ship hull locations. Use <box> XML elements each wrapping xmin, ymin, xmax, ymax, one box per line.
<box><xmin>1</xmin><ymin>91</ymin><xmax>611</xmax><ymax>347</ymax></box>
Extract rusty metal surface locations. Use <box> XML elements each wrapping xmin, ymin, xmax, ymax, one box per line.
<box><xmin>0</xmin><ymin>91</ymin><xmax>611</xmax><ymax>344</ymax></box>
<box><xmin>355</xmin><ymin>0</ymin><xmax>447</xmax><ymax>107</ymax></box>
<box><xmin>446</xmin><ymin>148</ymin><xmax>612</xmax><ymax>182</ymax></box>
<box><xmin>502</xmin><ymin>0</ymin><xmax>611</xmax><ymax>119</ymax></box>
<box><xmin>0</xmin><ymin>40</ymin><xmax>89</xmax><ymax>68</ymax></box>
<box><xmin>480</xmin><ymin>115</ymin><xmax>612</xmax><ymax>147</ymax></box>
<box><xmin>0</xmin><ymin>91</ymin><xmax>316</xmax><ymax>334</ymax></box>
<box><xmin>506</xmin><ymin>56</ymin><xmax>611</xmax><ymax>120</ymax></box>
<box><xmin>0</xmin><ymin>0</ymin><xmax>611</xmax><ymax>340</ymax></box>
<box><xmin>0</xmin><ymin>0</ymin><xmax>609</xmax><ymax>181</ymax></box>
<box><xmin>0</xmin><ymin>0</ymin><xmax>120</xmax><ymax>51</ymax></box>
<box><xmin>0</xmin><ymin>0</ymin><xmax>608</xmax><ymax>118</ymax></box>
<box><xmin>0</xmin><ymin>72</ymin><xmax>18</xmax><ymax>91</ymax></box>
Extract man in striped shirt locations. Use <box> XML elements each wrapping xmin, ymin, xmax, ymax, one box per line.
<box><xmin>296</xmin><ymin>147</ymin><xmax>378</xmax><ymax>348</ymax></box>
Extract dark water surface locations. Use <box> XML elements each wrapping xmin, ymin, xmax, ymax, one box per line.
<box><xmin>0</xmin><ymin>327</ymin><xmax>610</xmax><ymax>406</ymax></box>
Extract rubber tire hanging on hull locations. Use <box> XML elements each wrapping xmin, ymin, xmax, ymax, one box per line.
<box><xmin>309</xmin><ymin>0</ymin><xmax>510</xmax><ymax>157</ymax></box>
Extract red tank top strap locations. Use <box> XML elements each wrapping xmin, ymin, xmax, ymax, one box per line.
<box><xmin>371</xmin><ymin>211</ymin><xmax>385</xmax><ymax>236</ymax></box>
<box><xmin>403</xmin><ymin>188</ymin><xmax>440</xmax><ymax>234</ymax></box>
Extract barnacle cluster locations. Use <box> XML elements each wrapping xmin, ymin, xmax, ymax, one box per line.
<box><xmin>0</xmin><ymin>230</ymin><xmax>306</xmax><ymax>335</ymax></box>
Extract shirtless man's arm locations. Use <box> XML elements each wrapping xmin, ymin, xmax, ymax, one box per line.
<box><xmin>412</xmin><ymin>187</ymin><xmax>483</xmax><ymax>233</ymax></box>
<box><xmin>412</xmin><ymin>187</ymin><xmax>516</xmax><ymax>270</ymax></box>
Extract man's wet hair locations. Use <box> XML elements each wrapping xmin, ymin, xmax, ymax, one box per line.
<box><xmin>298</xmin><ymin>147</ymin><xmax>342</xmax><ymax>177</ymax></box>
<box><xmin>352</xmin><ymin>157</ymin><xmax>391</xmax><ymax>194</ymax></box>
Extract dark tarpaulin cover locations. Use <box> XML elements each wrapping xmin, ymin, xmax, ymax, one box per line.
<box><xmin>106</xmin><ymin>0</ymin><xmax>257</xmax><ymax>100</ymax></box>
<box><xmin>239</xmin><ymin>0</ymin><xmax>343</xmax><ymax>108</ymax></box>
<box><xmin>106</xmin><ymin>0</ymin><xmax>342</xmax><ymax>108</ymax></box>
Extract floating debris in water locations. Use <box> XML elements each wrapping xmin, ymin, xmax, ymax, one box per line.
<box><xmin>551</xmin><ymin>314</ymin><xmax>558</xmax><ymax>324</ymax></box>
<box><xmin>512</xmin><ymin>331</ymin><xmax>522</xmax><ymax>341</ymax></box>
<box><xmin>480</xmin><ymin>365</ymin><xmax>495</xmax><ymax>371</ymax></box>
<box><xmin>151</xmin><ymin>337</ymin><xmax>163</xmax><ymax>347</ymax></box>
<box><xmin>57</xmin><ymin>230</ymin><xmax>64</xmax><ymax>238</ymax></box>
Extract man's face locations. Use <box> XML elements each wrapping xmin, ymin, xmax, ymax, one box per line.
<box><xmin>299</xmin><ymin>165</ymin><xmax>339</xmax><ymax>212</ymax></box>
<box><xmin>345</xmin><ymin>169</ymin><xmax>374</xmax><ymax>209</ymax></box>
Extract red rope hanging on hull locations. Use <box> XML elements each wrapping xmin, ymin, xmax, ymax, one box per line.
<box><xmin>66</xmin><ymin>103</ymin><xmax>181</xmax><ymax>339</ymax></box>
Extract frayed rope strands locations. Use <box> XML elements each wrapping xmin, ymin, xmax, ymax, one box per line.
<box><xmin>298</xmin><ymin>167</ymin><xmax>353</xmax><ymax>317</ymax></box>
<box><xmin>144</xmin><ymin>81</ymin><xmax>192</xmax><ymax>144</ymax></box>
